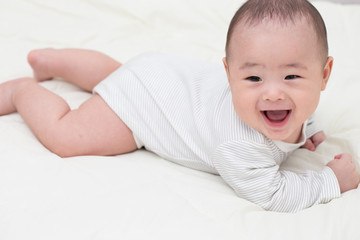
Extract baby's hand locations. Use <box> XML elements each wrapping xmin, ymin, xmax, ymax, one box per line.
<box><xmin>327</xmin><ymin>153</ymin><xmax>360</xmax><ymax>193</ymax></box>
<box><xmin>301</xmin><ymin>131</ymin><xmax>326</xmax><ymax>151</ymax></box>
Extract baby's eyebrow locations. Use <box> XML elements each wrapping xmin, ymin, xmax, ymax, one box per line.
<box><xmin>280</xmin><ymin>63</ymin><xmax>308</xmax><ymax>70</ymax></box>
<box><xmin>239</xmin><ymin>62</ymin><xmax>265</xmax><ymax>70</ymax></box>
<box><xmin>239</xmin><ymin>62</ymin><xmax>308</xmax><ymax>70</ymax></box>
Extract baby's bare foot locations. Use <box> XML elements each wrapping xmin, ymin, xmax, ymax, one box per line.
<box><xmin>27</xmin><ymin>48</ymin><xmax>55</xmax><ymax>82</ymax></box>
<box><xmin>0</xmin><ymin>78</ymin><xmax>35</xmax><ymax>115</ymax></box>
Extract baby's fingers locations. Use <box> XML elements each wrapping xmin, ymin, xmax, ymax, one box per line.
<box><xmin>311</xmin><ymin>131</ymin><xmax>326</xmax><ymax>147</ymax></box>
<box><xmin>301</xmin><ymin>139</ymin><xmax>316</xmax><ymax>151</ymax></box>
<box><xmin>334</xmin><ymin>153</ymin><xmax>352</xmax><ymax>161</ymax></box>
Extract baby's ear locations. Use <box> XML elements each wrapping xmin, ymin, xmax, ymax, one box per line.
<box><xmin>222</xmin><ymin>57</ymin><xmax>228</xmax><ymax>70</ymax></box>
<box><xmin>222</xmin><ymin>57</ymin><xmax>230</xmax><ymax>82</ymax></box>
<box><xmin>321</xmin><ymin>56</ymin><xmax>334</xmax><ymax>91</ymax></box>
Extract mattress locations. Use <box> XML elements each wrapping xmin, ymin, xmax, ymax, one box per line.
<box><xmin>0</xmin><ymin>0</ymin><xmax>360</xmax><ymax>239</ymax></box>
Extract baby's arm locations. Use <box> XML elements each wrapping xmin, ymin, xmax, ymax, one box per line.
<box><xmin>213</xmin><ymin>141</ymin><xmax>341</xmax><ymax>212</ymax></box>
<box><xmin>327</xmin><ymin>153</ymin><xmax>360</xmax><ymax>193</ymax></box>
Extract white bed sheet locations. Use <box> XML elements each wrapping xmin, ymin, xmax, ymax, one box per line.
<box><xmin>0</xmin><ymin>0</ymin><xmax>360</xmax><ymax>239</ymax></box>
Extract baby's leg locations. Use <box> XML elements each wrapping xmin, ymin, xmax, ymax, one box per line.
<box><xmin>0</xmin><ymin>78</ymin><xmax>137</xmax><ymax>157</ymax></box>
<box><xmin>28</xmin><ymin>48</ymin><xmax>121</xmax><ymax>92</ymax></box>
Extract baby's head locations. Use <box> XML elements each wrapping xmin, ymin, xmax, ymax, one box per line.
<box><xmin>223</xmin><ymin>0</ymin><xmax>333</xmax><ymax>143</ymax></box>
<box><xmin>225</xmin><ymin>0</ymin><xmax>329</xmax><ymax>63</ymax></box>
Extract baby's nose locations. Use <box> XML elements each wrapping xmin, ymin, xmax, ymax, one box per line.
<box><xmin>262</xmin><ymin>83</ymin><xmax>286</xmax><ymax>102</ymax></box>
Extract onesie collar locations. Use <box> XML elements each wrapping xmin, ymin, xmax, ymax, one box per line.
<box><xmin>272</xmin><ymin>119</ymin><xmax>308</xmax><ymax>153</ymax></box>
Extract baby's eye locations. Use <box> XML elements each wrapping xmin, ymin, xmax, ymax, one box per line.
<box><xmin>246</xmin><ymin>76</ymin><xmax>262</xmax><ymax>82</ymax></box>
<box><xmin>285</xmin><ymin>75</ymin><xmax>300</xmax><ymax>80</ymax></box>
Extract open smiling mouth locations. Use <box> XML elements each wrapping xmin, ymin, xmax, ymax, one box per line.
<box><xmin>261</xmin><ymin>110</ymin><xmax>292</xmax><ymax>127</ymax></box>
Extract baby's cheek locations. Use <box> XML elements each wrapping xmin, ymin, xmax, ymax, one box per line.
<box><xmin>298</xmin><ymin>95</ymin><xmax>320</xmax><ymax>119</ymax></box>
<box><xmin>233</xmin><ymin>102</ymin><xmax>255</xmax><ymax>125</ymax></box>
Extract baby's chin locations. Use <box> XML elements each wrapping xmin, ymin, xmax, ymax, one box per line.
<box><xmin>261</xmin><ymin>127</ymin><xmax>303</xmax><ymax>143</ymax></box>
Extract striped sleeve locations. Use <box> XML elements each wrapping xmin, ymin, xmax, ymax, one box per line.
<box><xmin>212</xmin><ymin>140</ymin><xmax>341</xmax><ymax>212</ymax></box>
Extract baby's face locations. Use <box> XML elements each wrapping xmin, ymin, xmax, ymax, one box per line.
<box><xmin>223</xmin><ymin>18</ymin><xmax>333</xmax><ymax>143</ymax></box>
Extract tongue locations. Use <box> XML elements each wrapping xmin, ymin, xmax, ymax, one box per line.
<box><xmin>265</xmin><ymin>110</ymin><xmax>288</xmax><ymax>122</ymax></box>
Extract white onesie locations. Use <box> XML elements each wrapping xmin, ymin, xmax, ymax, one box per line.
<box><xmin>93</xmin><ymin>52</ymin><xmax>340</xmax><ymax>212</ymax></box>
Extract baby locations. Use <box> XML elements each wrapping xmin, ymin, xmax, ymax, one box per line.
<box><xmin>0</xmin><ymin>0</ymin><xmax>359</xmax><ymax>212</ymax></box>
